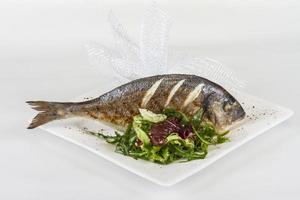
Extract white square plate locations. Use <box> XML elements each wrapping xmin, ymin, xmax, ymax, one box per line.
<box><xmin>37</xmin><ymin>88</ymin><xmax>293</xmax><ymax>186</ymax></box>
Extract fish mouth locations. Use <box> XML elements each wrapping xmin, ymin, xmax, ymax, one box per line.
<box><xmin>229</xmin><ymin>103</ymin><xmax>246</xmax><ymax>122</ymax></box>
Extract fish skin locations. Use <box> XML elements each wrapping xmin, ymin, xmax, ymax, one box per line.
<box><xmin>27</xmin><ymin>74</ymin><xmax>245</xmax><ymax>129</ymax></box>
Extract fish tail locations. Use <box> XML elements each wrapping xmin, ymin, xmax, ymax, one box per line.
<box><xmin>26</xmin><ymin>101</ymin><xmax>73</xmax><ymax>129</ymax></box>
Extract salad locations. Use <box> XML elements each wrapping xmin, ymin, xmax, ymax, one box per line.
<box><xmin>86</xmin><ymin>108</ymin><xmax>230</xmax><ymax>164</ymax></box>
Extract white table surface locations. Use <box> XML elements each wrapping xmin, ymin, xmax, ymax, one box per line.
<box><xmin>0</xmin><ymin>1</ymin><xmax>299</xmax><ymax>199</ymax></box>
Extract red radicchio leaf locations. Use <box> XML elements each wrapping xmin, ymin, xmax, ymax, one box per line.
<box><xmin>179</xmin><ymin>125</ymin><xmax>194</xmax><ymax>139</ymax></box>
<box><xmin>149</xmin><ymin>118</ymin><xmax>194</xmax><ymax>145</ymax></box>
<box><xmin>149</xmin><ymin>118</ymin><xmax>181</xmax><ymax>145</ymax></box>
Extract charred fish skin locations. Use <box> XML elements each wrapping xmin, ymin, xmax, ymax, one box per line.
<box><xmin>27</xmin><ymin>74</ymin><xmax>245</xmax><ymax>129</ymax></box>
<box><xmin>95</xmin><ymin>74</ymin><xmax>245</xmax><ymax>127</ymax></box>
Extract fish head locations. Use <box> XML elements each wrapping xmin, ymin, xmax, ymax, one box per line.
<box><xmin>206</xmin><ymin>93</ymin><xmax>245</xmax><ymax>129</ymax></box>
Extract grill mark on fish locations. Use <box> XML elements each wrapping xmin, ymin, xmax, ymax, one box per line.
<box><xmin>164</xmin><ymin>79</ymin><xmax>185</xmax><ymax>107</ymax></box>
<box><xmin>145</xmin><ymin>79</ymin><xmax>177</xmax><ymax>113</ymax></box>
<box><xmin>183</xmin><ymin>83</ymin><xmax>204</xmax><ymax>108</ymax></box>
<box><xmin>168</xmin><ymin>77</ymin><xmax>199</xmax><ymax>110</ymax></box>
<box><xmin>183</xmin><ymin>95</ymin><xmax>204</xmax><ymax>116</ymax></box>
<box><xmin>141</xmin><ymin>78</ymin><xmax>164</xmax><ymax>108</ymax></box>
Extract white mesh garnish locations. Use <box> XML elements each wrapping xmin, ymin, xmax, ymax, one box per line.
<box><xmin>169</xmin><ymin>57</ymin><xmax>246</xmax><ymax>94</ymax></box>
<box><xmin>139</xmin><ymin>3</ymin><xmax>171</xmax><ymax>77</ymax></box>
<box><xmin>85</xmin><ymin>2</ymin><xmax>245</xmax><ymax>92</ymax></box>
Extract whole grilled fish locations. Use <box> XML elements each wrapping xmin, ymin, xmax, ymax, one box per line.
<box><xmin>27</xmin><ymin>74</ymin><xmax>245</xmax><ymax>130</ymax></box>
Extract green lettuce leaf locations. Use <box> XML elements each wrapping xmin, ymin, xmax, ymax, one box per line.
<box><xmin>138</xmin><ymin>108</ymin><xmax>167</xmax><ymax>123</ymax></box>
<box><xmin>132</xmin><ymin>121</ymin><xmax>150</xmax><ymax>146</ymax></box>
<box><xmin>166</xmin><ymin>133</ymin><xmax>195</xmax><ymax>149</ymax></box>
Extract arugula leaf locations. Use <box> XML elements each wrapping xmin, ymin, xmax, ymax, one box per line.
<box><xmin>191</xmin><ymin>108</ymin><xmax>203</xmax><ymax>131</ymax></box>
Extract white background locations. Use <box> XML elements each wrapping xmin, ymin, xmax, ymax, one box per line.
<box><xmin>0</xmin><ymin>0</ymin><xmax>299</xmax><ymax>199</ymax></box>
